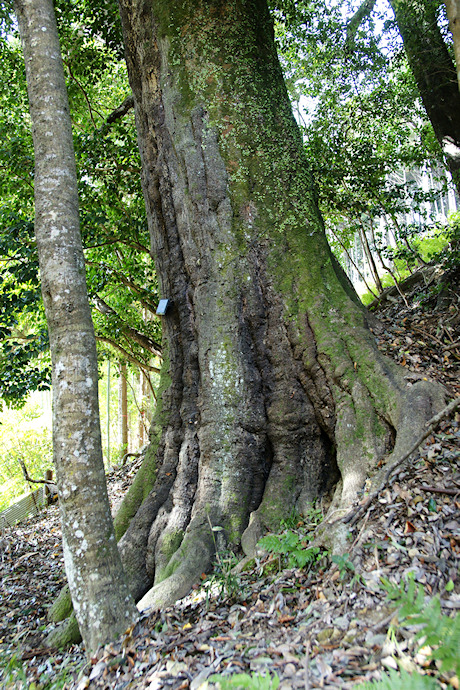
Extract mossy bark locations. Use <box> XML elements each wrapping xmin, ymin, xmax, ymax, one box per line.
<box><xmin>47</xmin><ymin>584</ymin><xmax>73</xmax><ymax>623</ymax></box>
<box><xmin>110</xmin><ymin>0</ymin><xmax>446</xmax><ymax>612</ymax></box>
<box><xmin>46</xmin><ymin>613</ymin><xmax>81</xmax><ymax>649</ymax></box>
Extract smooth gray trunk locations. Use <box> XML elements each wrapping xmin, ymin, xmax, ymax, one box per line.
<box><xmin>14</xmin><ymin>0</ymin><xmax>138</xmax><ymax>653</ymax></box>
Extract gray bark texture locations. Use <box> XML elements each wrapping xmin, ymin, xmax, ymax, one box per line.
<box><xmin>108</xmin><ymin>0</ymin><xmax>446</xmax><ymax>615</ymax></box>
<box><xmin>14</xmin><ymin>0</ymin><xmax>138</xmax><ymax>654</ymax></box>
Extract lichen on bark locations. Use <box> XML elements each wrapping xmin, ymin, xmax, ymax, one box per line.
<box><xmin>14</xmin><ymin>0</ymin><xmax>139</xmax><ymax>653</ymax></box>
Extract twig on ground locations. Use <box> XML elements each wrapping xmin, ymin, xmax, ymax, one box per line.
<box><xmin>304</xmin><ymin>639</ymin><xmax>310</xmax><ymax>690</ymax></box>
<box><xmin>369</xmin><ymin>610</ymin><xmax>397</xmax><ymax>634</ymax></box>
<box><xmin>350</xmin><ymin>508</ymin><xmax>371</xmax><ymax>550</ymax></box>
<box><xmin>442</xmin><ymin>339</ymin><xmax>460</xmax><ymax>353</ymax></box>
<box><xmin>343</xmin><ymin>397</ymin><xmax>460</xmax><ymax>527</ymax></box>
<box><xmin>419</xmin><ymin>485</ymin><xmax>460</xmax><ymax>496</ymax></box>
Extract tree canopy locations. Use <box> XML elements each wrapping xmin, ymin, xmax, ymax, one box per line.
<box><xmin>1</xmin><ymin>0</ymin><xmax>458</xmax><ymax>407</ymax></box>
<box><xmin>0</xmin><ymin>0</ymin><xmax>160</xmax><ymax>406</ymax></box>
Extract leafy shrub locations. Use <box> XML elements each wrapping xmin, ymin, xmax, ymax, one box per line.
<box><xmin>381</xmin><ymin>576</ymin><xmax>460</xmax><ymax>678</ymax></box>
<box><xmin>210</xmin><ymin>671</ymin><xmax>280</xmax><ymax>689</ymax></box>
<box><xmin>257</xmin><ymin>504</ymin><xmax>323</xmax><ymax>570</ymax></box>
<box><xmin>258</xmin><ymin>530</ymin><xmax>321</xmax><ymax>569</ymax></box>
<box><xmin>427</xmin><ymin>212</ymin><xmax>460</xmax><ymax>269</ymax></box>
<box><xmin>331</xmin><ymin>552</ymin><xmax>363</xmax><ymax>587</ymax></box>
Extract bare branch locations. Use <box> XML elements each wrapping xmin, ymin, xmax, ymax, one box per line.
<box><xmin>18</xmin><ymin>458</ymin><xmax>56</xmax><ymax>486</ymax></box>
<box><xmin>63</xmin><ymin>59</ymin><xmax>103</xmax><ymax>127</ymax></box>
<box><xmin>95</xmin><ymin>336</ymin><xmax>161</xmax><ymax>372</ymax></box>
<box><xmin>346</xmin><ymin>0</ymin><xmax>377</xmax><ymax>50</ymax></box>
<box><xmin>105</xmin><ymin>95</ymin><xmax>134</xmax><ymax>125</ymax></box>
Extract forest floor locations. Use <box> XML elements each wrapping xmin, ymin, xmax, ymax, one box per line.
<box><xmin>0</xmin><ymin>267</ymin><xmax>459</xmax><ymax>690</ymax></box>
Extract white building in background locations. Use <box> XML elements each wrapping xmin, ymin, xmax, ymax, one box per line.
<box><xmin>344</xmin><ymin>166</ymin><xmax>458</xmax><ymax>293</ymax></box>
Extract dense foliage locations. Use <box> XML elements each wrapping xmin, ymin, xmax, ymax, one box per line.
<box><xmin>273</xmin><ymin>0</ymin><xmax>456</xmax><ymax>292</ymax></box>
<box><xmin>1</xmin><ymin>0</ymin><xmax>458</xmax><ymax>407</ymax></box>
<box><xmin>0</xmin><ymin>1</ymin><xmax>160</xmax><ymax>406</ymax></box>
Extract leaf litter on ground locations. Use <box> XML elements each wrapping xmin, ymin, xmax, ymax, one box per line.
<box><xmin>0</xmin><ymin>267</ymin><xmax>459</xmax><ymax>689</ymax></box>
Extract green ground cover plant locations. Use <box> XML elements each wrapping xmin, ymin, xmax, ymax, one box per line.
<box><xmin>210</xmin><ymin>671</ymin><xmax>280</xmax><ymax>689</ymax></box>
<box><xmin>382</xmin><ymin>576</ymin><xmax>460</xmax><ymax>679</ymax></box>
<box><xmin>361</xmin><ymin>668</ymin><xmax>439</xmax><ymax>690</ymax></box>
<box><xmin>257</xmin><ymin>505</ymin><xmax>324</xmax><ymax>571</ymax></box>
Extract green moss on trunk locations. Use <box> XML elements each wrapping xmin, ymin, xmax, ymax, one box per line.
<box><xmin>114</xmin><ymin>351</ymin><xmax>171</xmax><ymax>539</ymax></box>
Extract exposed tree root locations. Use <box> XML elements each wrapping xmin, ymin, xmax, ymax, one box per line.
<box><xmin>45</xmin><ymin>613</ymin><xmax>81</xmax><ymax>649</ymax></box>
<box><xmin>47</xmin><ymin>583</ymin><xmax>73</xmax><ymax>623</ymax></box>
<box><xmin>45</xmin><ymin>298</ymin><xmax>448</xmax><ymax>634</ymax></box>
<box><xmin>342</xmin><ymin>395</ymin><xmax>460</xmax><ymax>528</ymax></box>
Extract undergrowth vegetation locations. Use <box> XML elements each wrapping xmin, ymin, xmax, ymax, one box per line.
<box><xmin>381</xmin><ymin>576</ymin><xmax>460</xmax><ymax>680</ymax></box>
<box><xmin>0</xmin><ymin>396</ymin><xmax>52</xmax><ymax>511</ymax></box>
<box><xmin>206</xmin><ymin>510</ymin><xmax>459</xmax><ymax>690</ymax></box>
<box><xmin>0</xmin><ymin>648</ymin><xmax>80</xmax><ymax>690</ymax></box>
<box><xmin>210</xmin><ymin>671</ymin><xmax>280</xmax><ymax>689</ymax></box>
<box><xmin>257</xmin><ymin>506</ymin><xmax>324</xmax><ymax>571</ymax></box>
<box><xmin>359</xmin><ymin>214</ymin><xmax>460</xmax><ymax>306</ymax></box>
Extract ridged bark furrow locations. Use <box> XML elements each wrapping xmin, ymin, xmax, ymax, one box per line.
<box><xmin>112</xmin><ymin>0</ymin><xmax>446</xmax><ymax>611</ymax></box>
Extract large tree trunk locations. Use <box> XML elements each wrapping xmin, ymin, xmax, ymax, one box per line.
<box><xmin>14</xmin><ymin>0</ymin><xmax>138</xmax><ymax>653</ymax></box>
<box><xmin>390</xmin><ymin>0</ymin><xmax>460</xmax><ymax>195</ymax></box>
<box><xmin>115</xmin><ymin>0</ymin><xmax>445</xmax><ymax>612</ymax></box>
<box><xmin>444</xmin><ymin>0</ymin><xmax>460</xmax><ymax>92</ymax></box>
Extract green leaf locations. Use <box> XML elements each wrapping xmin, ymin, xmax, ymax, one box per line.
<box><xmin>210</xmin><ymin>672</ymin><xmax>280</xmax><ymax>689</ymax></box>
<box><xmin>361</xmin><ymin>668</ymin><xmax>439</xmax><ymax>689</ymax></box>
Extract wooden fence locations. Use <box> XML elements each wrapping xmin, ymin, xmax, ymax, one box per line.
<box><xmin>0</xmin><ymin>486</ymin><xmax>46</xmax><ymax>528</ymax></box>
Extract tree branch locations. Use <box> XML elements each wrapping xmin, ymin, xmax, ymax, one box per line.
<box><xmin>86</xmin><ymin>260</ymin><xmax>158</xmax><ymax>314</ymax></box>
<box><xmin>346</xmin><ymin>0</ymin><xmax>377</xmax><ymax>50</ymax></box>
<box><xmin>63</xmin><ymin>59</ymin><xmax>103</xmax><ymax>127</ymax></box>
<box><xmin>104</xmin><ymin>95</ymin><xmax>134</xmax><ymax>125</ymax></box>
<box><xmin>93</xmin><ymin>295</ymin><xmax>162</xmax><ymax>357</ymax></box>
<box><xmin>18</xmin><ymin>458</ymin><xmax>56</xmax><ymax>486</ymax></box>
<box><xmin>95</xmin><ymin>336</ymin><xmax>161</xmax><ymax>372</ymax></box>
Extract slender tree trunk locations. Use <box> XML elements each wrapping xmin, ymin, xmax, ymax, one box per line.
<box><xmin>138</xmin><ymin>370</ymin><xmax>150</xmax><ymax>446</ymax></box>
<box><xmin>390</xmin><ymin>0</ymin><xmax>460</xmax><ymax>195</ymax></box>
<box><xmin>119</xmin><ymin>362</ymin><xmax>129</xmax><ymax>459</ymax></box>
<box><xmin>388</xmin><ymin>213</ymin><xmax>427</xmax><ymax>268</ymax></box>
<box><xmin>14</xmin><ymin>0</ymin><xmax>138</xmax><ymax>653</ymax></box>
<box><xmin>109</xmin><ymin>0</ymin><xmax>446</xmax><ymax>614</ymax></box>
<box><xmin>359</xmin><ymin>224</ymin><xmax>384</xmax><ymax>293</ymax></box>
<box><xmin>367</xmin><ymin>219</ymin><xmax>409</xmax><ymax>306</ymax></box>
<box><xmin>328</xmin><ymin>228</ymin><xmax>379</xmax><ymax>298</ymax></box>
